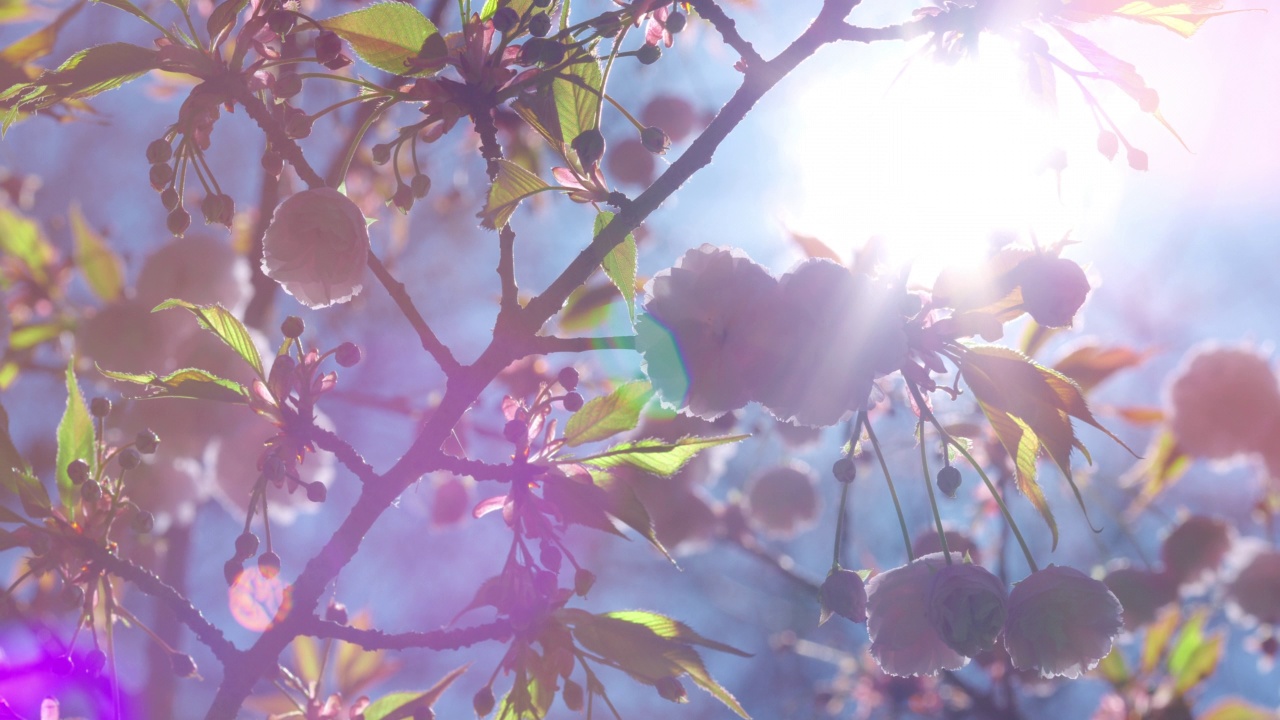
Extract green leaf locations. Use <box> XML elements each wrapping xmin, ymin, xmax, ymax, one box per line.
<box><xmin>1167</xmin><ymin>609</ymin><xmax>1222</xmax><ymax>694</ymax></box>
<box><xmin>7</xmin><ymin>321</ymin><xmax>64</xmax><ymax>351</ymax></box>
<box><xmin>596</xmin><ymin>211</ymin><xmax>636</xmax><ymax>322</ymax></box>
<box><xmin>589</xmin><ymin>469</ymin><xmax>673</xmax><ymax>562</ymax></box>
<box><xmin>1095</xmin><ymin>647</ymin><xmax>1129</xmax><ymax>685</ymax></box>
<box><xmin>362</xmin><ymin>665</ymin><xmax>467</xmax><ymax>720</ymax></box>
<box><xmin>69</xmin><ymin>201</ymin><xmax>123</xmax><ymax>302</ymax></box>
<box><xmin>554</xmin><ymin>58</ymin><xmax>602</xmax><ymax>150</ymax></box>
<box><xmin>562</xmin><ymin>609</ymin><xmax>751</xmax><ymax>719</ymax></box>
<box><xmin>1110</xmin><ymin>1</ymin><xmax>1251</xmax><ymax>37</ymax></box>
<box><xmin>0</xmin><ymin>398</ymin><xmax>32</xmax><ymax>492</ymax></box>
<box><xmin>206</xmin><ymin>0</ymin><xmax>248</xmax><ymax>47</ymax></box>
<box><xmin>562</xmin><ymin>380</ymin><xmax>652</xmax><ymax>447</ymax></box>
<box><xmin>572</xmin><ymin>435</ymin><xmax>748</xmax><ymax>476</ymax></box>
<box><xmin>55</xmin><ymin>360</ymin><xmax>94</xmax><ymax>517</ymax></box>
<box><xmin>7</xmin><ymin>42</ymin><xmax>158</xmax><ymax>112</ymax></box>
<box><xmin>0</xmin><ymin>0</ymin><xmax>85</xmax><ymax>67</ymax></box>
<box><xmin>0</xmin><ymin>204</ymin><xmax>51</xmax><ymax>285</ymax></box>
<box><xmin>479</xmin><ymin>159</ymin><xmax>549</xmax><ymax>230</ymax></box>
<box><xmin>1141</xmin><ymin>607</ymin><xmax>1180</xmax><ymax>674</ymax></box>
<box><xmin>152</xmin><ymin>299</ymin><xmax>264</xmax><ymax>379</ymax></box>
<box><xmin>319</xmin><ymin>3</ymin><xmax>443</xmax><ymax>76</ymax></box>
<box><xmin>100</xmin><ymin>366</ymin><xmax>248</xmax><ymax>403</ymax></box>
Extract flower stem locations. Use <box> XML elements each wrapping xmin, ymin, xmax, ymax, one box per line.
<box><xmin>918</xmin><ymin>419</ymin><xmax>952</xmax><ymax>564</ymax></box>
<box><xmin>860</xmin><ymin>411</ymin><xmax>914</xmax><ymax>563</ymax></box>
<box><xmin>944</xmin><ymin>437</ymin><xmax>1039</xmax><ymax>574</ymax></box>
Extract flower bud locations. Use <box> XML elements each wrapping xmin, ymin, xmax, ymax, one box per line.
<box><xmin>315</xmin><ymin>31</ymin><xmax>342</xmax><ymax>64</ymax></box>
<box><xmin>571</xmin><ymin>129</ymin><xmax>605</xmax><ymax>168</ymax></box>
<box><xmin>266</xmin><ymin>9</ymin><xmax>295</xmax><ymax>35</ymax></box>
<box><xmin>529</xmin><ymin>12</ymin><xmax>551</xmax><ymax>37</ymax></box>
<box><xmin>160</xmin><ymin>187</ymin><xmax>181</xmax><ymax>211</ymax></box>
<box><xmin>411</xmin><ymin>174</ymin><xmax>432</xmax><ymax>199</ymax></box>
<box><xmin>655</xmin><ymin>677</ymin><xmax>687</xmax><ymax>703</ymax></box>
<box><xmin>492</xmin><ymin>7</ymin><xmax>519</xmax><ymax>34</ymax></box>
<box><xmin>167</xmin><ymin>208</ymin><xmax>191</xmax><ymax>237</ymax></box>
<box><xmin>473</xmin><ymin>687</ymin><xmax>496</xmax><ymax>717</ymax></box>
<box><xmin>149</xmin><ymin>163</ymin><xmax>174</xmax><ymax>191</ymax></box>
<box><xmin>819</xmin><ymin>568</ymin><xmax>868</xmax><ymax>624</ymax></box>
<box><xmin>84</xmin><ymin>648</ymin><xmax>107</xmax><ymax>676</ymax></box>
<box><xmin>90</xmin><ymin>397</ymin><xmax>112</xmax><ymax>417</ymax></box>
<box><xmin>1127</xmin><ymin>147</ymin><xmax>1148</xmax><ymax>171</ymax></box>
<box><xmin>224</xmin><ymin>558</ymin><xmax>244</xmax><ymax>586</ymax></box>
<box><xmin>335</xmin><ymin>341</ymin><xmax>362</xmax><ymax>367</ymax></box>
<box><xmin>132</xmin><ymin>510</ymin><xmax>155</xmax><ymax>534</ymax></box>
<box><xmin>67</xmin><ymin>459</ymin><xmax>91</xmax><ymax>485</ymax></box>
<box><xmin>640</xmin><ymin>125</ymin><xmax>670</xmax><ymax>155</ymax></box>
<box><xmin>562</xmin><ymin>679</ymin><xmax>584</xmax><ymax>711</ymax></box>
<box><xmin>832</xmin><ymin>457</ymin><xmax>856</xmax><ymax>484</ymax></box>
<box><xmin>936</xmin><ymin>466</ymin><xmax>961</xmax><ymax>498</ymax></box>
<box><xmin>262</xmin><ymin>149</ymin><xmax>284</xmax><ymax>176</ymax></box>
<box><xmin>325</xmin><ymin>601</ymin><xmax>349</xmax><ymax>625</ymax></box>
<box><xmin>636</xmin><ymin>43</ymin><xmax>661</xmax><ymax>65</ymax></box>
<box><xmin>1096</xmin><ymin>130</ymin><xmax>1119</xmax><ymax>160</ymax></box>
<box><xmin>280</xmin><ymin>315</ymin><xmax>305</xmax><ymax>339</ymax></box>
<box><xmin>574</xmin><ymin>568</ymin><xmax>596</xmax><ymax>596</ymax></box>
<box><xmin>557</xmin><ymin>366</ymin><xmax>579</xmax><ymax>390</ymax></box>
<box><xmin>392</xmin><ymin>183</ymin><xmax>414</xmax><ymax>213</ymax></box>
<box><xmin>146</xmin><ymin>138</ymin><xmax>172</xmax><ymax>165</ymax></box>
<box><xmin>283</xmin><ymin>111</ymin><xmax>313</xmax><ymax>140</ymax></box>
<box><xmin>135</xmin><ymin>429</ymin><xmax>160</xmax><ymax>455</ymax></box>
<box><xmin>81</xmin><ymin>480</ymin><xmax>102</xmax><ymax>504</ymax></box>
<box><xmin>306</xmin><ymin>481</ymin><xmax>327</xmax><ymax>503</ymax></box>
<box><xmin>170</xmin><ymin>652</ymin><xmax>198</xmax><ymax>678</ymax></box>
<box><xmin>666</xmin><ymin>11</ymin><xmax>687</xmax><ymax>33</ymax></box>
<box><xmin>258</xmin><ymin>551</ymin><xmax>282</xmax><ymax>579</ymax></box>
<box><xmin>371</xmin><ymin>143</ymin><xmax>392</xmax><ymax>165</ymax></box>
<box><xmin>117</xmin><ymin>447</ymin><xmax>141</xmax><ymax>471</ymax></box>
<box><xmin>562</xmin><ymin>391</ymin><xmax>584</xmax><ymax>412</ymax></box>
<box><xmin>274</xmin><ymin>73</ymin><xmax>303</xmax><ymax>100</ymax></box>
<box><xmin>235</xmin><ymin>532</ymin><xmax>260</xmax><ymax>559</ymax></box>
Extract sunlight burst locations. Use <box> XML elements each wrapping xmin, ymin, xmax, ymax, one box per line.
<box><xmin>787</xmin><ymin>39</ymin><xmax>1114</xmax><ymax>283</ymax></box>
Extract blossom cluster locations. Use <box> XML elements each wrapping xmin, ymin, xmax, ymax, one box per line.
<box><xmin>825</xmin><ymin>556</ymin><xmax>1123</xmax><ymax>679</ymax></box>
<box><xmin>636</xmin><ymin>245</ymin><xmax>908</xmax><ymax>426</ymax></box>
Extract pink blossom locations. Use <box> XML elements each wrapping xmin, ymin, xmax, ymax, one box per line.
<box><xmin>637</xmin><ymin>245</ymin><xmax>780</xmax><ymax>419</ymax></box>
<box><xmin>1160</xmin><ymin>515</ymin><xmax>1232</xmax><ymax>589</ymax></box>
<box><xmin>758</xmin><ymin>260</ymin><xmax>907</xmax><ymax>427</ymax></box>
<box><xmin>1226</xmin><ymin>549</ymin><xmax>1280</xmax><ymax>626</ymax></box>
<box><xmin>865</xmin><ymin>553</ymin><xmax>967</xmax><ymax>676</ymax></box>
<box><xmin>261</xmin><ymin>188</ymin><xmax>369</xmax><ymax>309</ymax></box>
<box><xmin>1165</xmin><ymin>344</ymin><xmax>1280</xmax><ymax>459</ymax></box>
<box><xmin>1102</xmin><ymin>563</ymin><xmax>1177</xmax><ymax>630</ymax></box>
<box><xmin>927</xmin><ymin>562</ymin><xmax>1007</xmax><ymax>658</ymax></box>
<box><xmin>1003</xmin><ymin>565</ymin><xmax>1123</xmax><ymax>678</ymax></box>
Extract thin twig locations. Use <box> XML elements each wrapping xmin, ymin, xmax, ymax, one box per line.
<box><xmin>309</xmin><ymin>424</ymin><xmax>379</xmax><ymax>482</ymax></box>
<box><xmin>365</xmin><ymin>252</ymin><xmax>461</xmax><ymax>374</ymax></box>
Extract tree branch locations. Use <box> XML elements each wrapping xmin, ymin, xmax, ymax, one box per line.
<box><xmin>303</xmin><ymin>618</ymin><xmax>513</xmax><ymax>651</ymax></box>
<box><xmin>308</xmin><ymin>424</ymin><xmax>379</xmax><ymax>483</ymax></box>
<box><xmin>686</xmin><ymin>0</ymin><xmax>764</xmax><ymax>68</ymax></box>
<box><xmin>84</xmin><ymin>541</ymin><xmax>240</xmax><ymax>666</ymax></box>
<box><xmin>525</xmin><ymin>335</ymin><xmax>637</xmax><ymax>355</ymax></box>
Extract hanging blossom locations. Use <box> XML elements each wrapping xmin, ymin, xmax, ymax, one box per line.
<box><xmin>1165</xmin><ymin>344</ymin><xmax>1280</xmax><ymax>460</ymax></box>
<box><xmin>261</xmin><ymin>188</ymin><xmax>370</xmax><ymax>309</ymax></box>
<box><xmin>864</xmin><ymin>553</ymin><xmax>968</xmax><ymax>677</ymax></box>
<box><xmin>636</xmin><ymin>245</ymin><xmax>780</xmax><ymax>420</ymax></box>
<box><xmin>1003</xmin><ymin>565</ymin><xmax>1123</xmax><ymax>678</ymax></box>
<box><xmin>927</xmin><ymin>562</ymin><xmax>1008</xmax><ymax>658</ymax></box>
<box><xmin>636</xmin><ymin>250</ymin><xmax>910</xmax><ymax>425</ymax></box>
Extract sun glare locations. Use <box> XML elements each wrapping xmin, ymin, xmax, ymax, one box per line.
<box><xmin>787</xmin><ymin>38</ymin><xmax>1117</xmax><ymax>284</ymax></box>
